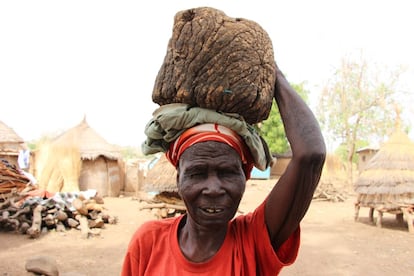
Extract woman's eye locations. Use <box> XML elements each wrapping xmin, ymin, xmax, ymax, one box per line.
<box><xmin>189</xmin><ymin>172</ymin><xmax>205</xmax><ymax>179</ymax></box>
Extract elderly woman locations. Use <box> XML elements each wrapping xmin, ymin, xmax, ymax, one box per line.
<box><xmin>121</xmin><ymin>66</ymin><xmax>326</xmax><ymax>275</ymax></box>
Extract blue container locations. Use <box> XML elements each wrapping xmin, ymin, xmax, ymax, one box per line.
<box><xmin>250</xmin><ymin>166</ymin><xmax>271</xmax><ymax>179</ymax></box>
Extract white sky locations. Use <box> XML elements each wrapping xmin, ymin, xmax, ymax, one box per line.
<box><xmin>1</xmin><ymin>0</ymin><xmax>413</xmax><ymax>147</ymax></box>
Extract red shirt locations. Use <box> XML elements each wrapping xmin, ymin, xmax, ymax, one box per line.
<box><xmin>122</xmin><ymin>201</ymin><xmax>300</xmax><ymax>275</ymax></box>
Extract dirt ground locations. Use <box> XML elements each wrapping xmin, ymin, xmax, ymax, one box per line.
<box><xmin>1</xmin><ymin>180</ymin><xmax>413</xmax><ymax>276</ymax></box>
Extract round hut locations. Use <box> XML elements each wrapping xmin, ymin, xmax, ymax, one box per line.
<box><xmin>142</xmin><ymin>154</ymin><xmax>185</xmax><ymax>218</ymax></box>
<box><xmin>144</xmin><ymin>154</ymin><xmax>178</xmax><ymax>195</ymax></box>
<box><xmin>36</xmin><ymin>117</ymin><xmax>123</xmax><ymax>197</ymax></box>
<box><xmin>0</xmin><ymin>120</ymin><xmax>26</xmax><ymax>167</ymax></box>
<box><xmin>354</xmin><ymin>129</ymin><xmax>414</xmax><ymax>233</ymax></box>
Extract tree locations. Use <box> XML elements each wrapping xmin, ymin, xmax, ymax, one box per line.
<box><xmin>258</xmin><ymin>82</ymin><xmax>309</xmax><ymax>154</ymax></box>
<box><xmin>317</xmin><ymin>53</ymin><xmax>405</xmax><ymax>183</ymax></box>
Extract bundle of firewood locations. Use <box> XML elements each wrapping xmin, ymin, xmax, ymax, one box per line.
<box><xmin>0</xmin><ymin>159</ymin><xmax>30</xmax><ymax>194</ymax></box>
<box><xmin>0</xmin><ymin>188</ymin><xmax>117</xmax><ymax>239</ymax></box>
<box><xmin>152</xmin><ymin>7</ymin><xmax>276</xmax><ymax>124</ymax></box>
<box><xmin>139</xmin><ymin>191</ymin><xmax>186</xmax><ymax>219</ymax></box>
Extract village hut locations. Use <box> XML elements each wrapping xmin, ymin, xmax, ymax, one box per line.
<box><xmin>141</xmin><ymin>154</ymin><xmax>185</xmax><ymax>218</ymax></box>
<box><xmin>36</xmin><ymin>117</ymin><xmax>123</xmax><ymax>197</ymax></box>
<box><xmin>0</xmin><ymin>120</ymin><xmax>28</xmax><ymax>168</ymax></box>
<box><xmin>354</xmin><ymin>129</ymin><xmax>414</xmax><ymax>233</ymax></box>
<box><xmin>356</xmin><ymin>146</ymin><xmax>379</xmax><ymax>172</ymax></box>
<box><xmin>143</xmin><ymin>154</ymin><xmax>178</xmax><ymax>194</ymax></box>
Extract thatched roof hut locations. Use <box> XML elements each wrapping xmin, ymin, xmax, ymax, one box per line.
<box><xmin>36</xmin><ymin>117</ymin><xmax>123</xmax><ymax>197</ymax></box>
<box><xmin>354</xmin><ymin>129</ymin><xmax>414</xmax><ymax>208</ymax></box>
<box><xmin>143</xmin><ymin>154</ymin><xmax>177</xmax><ymax>193</ymax></box>
<box><xmin>0</xmin><ymin>120</ymin><xmax>25</xmax><ymax>167</ymax></box>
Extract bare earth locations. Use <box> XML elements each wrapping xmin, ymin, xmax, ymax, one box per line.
<box><xmin>1</xmin><ymin>180</ymin><xmax>413</xmax><ymax>276</ymax></box>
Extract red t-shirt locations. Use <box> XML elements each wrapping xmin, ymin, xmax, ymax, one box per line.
<box><xmin>122</xmin><ymin>201</ymin><xmax>300</xmax><ymax>275</ymax></box>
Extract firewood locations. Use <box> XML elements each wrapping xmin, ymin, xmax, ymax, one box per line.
<box><xmin>152</xmin><ymin>7</ymin><xmax>276</xmax><ymax>124</ymax></box>
<box><xmin>75</xmin><ymin>214</ymin><xmax>90</xmax><ymax>239</ymax></box>
<box><xmin>85</xmin><ymin>202</ymin><xmax>104</xmax><ymax>212</ymax></box>
<box><xmin>20</xmin><ymin>222</ymin><xmax>30</xmax><ymax>234</ymax></box>
<box><xmin>91</xmin><ymin>195</ymin><xmax>104</xmax><ymax>204</ymax></box>
<box><xmin>9</xmin><ymin>206</ymin><xmax>30</xmax><ymax>219</ymax></box>
<box><xmin>88</xmin><ymin>217</ymin><xmax>104</xmax><ymax>229</ymax></box>
<box><xmin>67</xmin><ymin>218</ymin><xmax>79</xmax><ymax>228</ymax></box>
<box><xmin>56</xmin><ymin>221</ymin><xmax>66</xmax><ymax>232</ymax></box>
<box><xmin>160</xmin><ymin>208</ymin><xmax>168</xmax><ymax>218</ymax></box>
<box><xmin>43</xmin><ymin>214</ymin><xmax>55</xmax><ymax>227</ymax></box>
<box><xmin>27</xmin><ymin>205</ymin><xmax>44</xmax><ymax>238</ymax></box>
<box><xmin>139</xmin><ymin>203</ymin><xmax>187</xmax><ymax>211</ymax></box>
<box><xmin>1</xmin><ymin>210</ymin><xmax>10</xmax><ymax>220</ymax></box>
<box><xmin>55</xmin><ymin>210</ymin><xmax>68</xmax><ymax>221</ymax></box>
<box><xmin>6</xmin><ymin>218</ymin><xmax>20</xmax><ymax>230</ymax></box>
<box><xmin>72</xmin><ymin>198</ymin><xmax>88</xmax><ymax>216</ymax></box>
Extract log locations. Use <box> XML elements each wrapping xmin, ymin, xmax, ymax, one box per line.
<box><xmin>75</xmin><ymin>214</ymin><xmax>90</xmax><ymax>239</ymax></box>
<box><xmin>139</xmin><ymin>203</ymin><xmax>187</xmax><ymax>211</ymax></box>
<box><xmin>43</xmin><ymin>214</ymin><xmax>55</xmax><ymax>227</ymax></box>
<box><xmin>88</xmin><ymin>217</ymin><xmax>104</xmax><ymax>229</ymax></box>
<box><xmin>55</xmin><ymin>210</ymin><xmax>68</xmax><ymax>221</ymax></box>
<box><xmin>20</xmin><ymin>222</ymin><xmax>30</xmax><ymax>234</ymax></box>
<box><xmin>27</xmin><ymin>205</ymin><xmax>44</xmax><ymax>238</ymax></box>
<box><xmin>152</xmin><ymin>7</ymin><xmax>276</xmax><ymax>124</ymax></box>
<box><xmin>85</xmin><ymin>202</ymin><xmax>104</xmax><ymax>212</ymax></box>
<box><xmin>72</xmin><ymin>198</ymin><xmax>88</xmax><ymax>216</ymax></box>
<box><xmin>9</xmin><ymin>206</ymin><xmax>31</xmax><ymax>219</ymax></box>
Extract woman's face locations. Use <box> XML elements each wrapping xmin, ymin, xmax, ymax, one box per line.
<box><xmin>177</xmin><ymin>141</ymin><xmax>246</xmax><ymax>228</ymax></box>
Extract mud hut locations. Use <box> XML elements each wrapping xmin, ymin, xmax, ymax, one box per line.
<box><xmin>354</xmin><ymin>129</ymin><xmax>414</xmax><ymax>233</ymax></box>
<box><xmin>0</xmin><ymin>120</ymin><xmax>26</xmax><ymax>167</ymax></box>
<box><xmin>356</xmin><ymin>146</ymin><xmax>379</xmax><ymax>172</ymax></box>
<box><xmin>141</xmin><ymin>154</ymin><xmax>185</xmax><ymax>218</ymax></box>
<box><xmin>36</xmin><ymin>117</ymin><xmax>123</xmax><ymax>197</ymax></box>
<box><xmin>144</xmin><ymin>154</ymin><xmax>178</xmax><ymax>194</ymax></box>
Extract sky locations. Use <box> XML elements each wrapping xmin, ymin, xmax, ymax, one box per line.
<box><xmin>1</xmin><ymin>0</ymin><xmax>413</xmax><ymax>148</ymax></box>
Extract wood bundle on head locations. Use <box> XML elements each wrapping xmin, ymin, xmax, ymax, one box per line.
<box><xmin>152</xmin><ymin>7</ymin><xmax>276</xmax><ymax>124</ymax></box>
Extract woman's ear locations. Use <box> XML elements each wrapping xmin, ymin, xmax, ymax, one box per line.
<box><xmin>176</xmin><ymin>166</ymin><xmax>180</xmax><ymax>191</ymax></box>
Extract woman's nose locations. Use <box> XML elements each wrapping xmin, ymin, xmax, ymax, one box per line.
<box><xmin>201</xmin><ymin>175</ymin><xmax>225</xmax><ymax>196</ymax></box>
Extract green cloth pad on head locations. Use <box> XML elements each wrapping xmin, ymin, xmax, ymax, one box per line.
<box><xmin>142</xmin><ymin>103</ymin><xmax>274</xmax><ymax>170</ymax></box>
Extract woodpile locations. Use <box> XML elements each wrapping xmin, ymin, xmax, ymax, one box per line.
<box><xmin>0</xmin><ymin>159</ymin><xmax>30</xmax><ymax>194</ymax></box>
<box><xmin>139</xmin><ymin>191</ymin><xmax>186</xmax><ymax>219</ymax></box>
<box><xmin>152</xmin><ymin>7</ymin><xmax>276</xmax><ymax>124</ymax></box>
<box><xmin>0</xmin><ymin>187</ymin><xmax>117</xmax><ymax>239</ymax></box>
<box><xmin>1</xmin><ymin>161</ymin><xmax>117</xmax><ymax>239</ymax></box>
<box><xmin>313</xmin><ymin>182</ymin><xmax>348</xmax><ymax>202</ymax></box>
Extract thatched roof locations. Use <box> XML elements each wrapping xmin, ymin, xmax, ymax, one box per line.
<box><xmin>354</xmin><ymin>129</ymin><xmax>414</xmax><ymax>206</ymax></box>
<box><xmin>0</xmin><ymin>120</ymin><xmax>24</xmax><ymax>144</ymax></box>
<box><xmin>0</xmin><ymin>120</ymin><xmax>24</xmax><ymax>153</ymax></box>
<box><xmin>143</xmin><ymin>154</ymin><xmax>177</xmax><ymax>193</ymax></box>
<box><xmin>53</xmin><ymin>117</ymin><xmax>121</xmax><ymax>160</ymax></box>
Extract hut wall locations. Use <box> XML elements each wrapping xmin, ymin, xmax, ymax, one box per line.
<box><xmin>79</xmin><ymin>157</ymin><xmax>122</xmax><ymax>197</ymax></box>
<box><xmin>0</xmin><ymin>144</ymin><xmax>20</xmax><ymax>168</ymax></box>
<box><xmin>124</xmin><ymin>160</ymin><xmax>139</xmax><ymax>194</ymax></box>
<box><xmin>357</xmin><ymin>149</ymin><xmax>377</xmax><ymax>172</ymax></box>
<box><xmin>0</xmin><ymin>153</ymin><xmax>18</xmax><ymax>168</ymax></box>
<box><xmin>107</xmin><ymin>160</ymin><xmax>121</xmax><ymax>197</ymax></box>
<box><xmin>270</xmin><ymin>157</ymin><xmax>291</xmax><ymax>178</ymax></box>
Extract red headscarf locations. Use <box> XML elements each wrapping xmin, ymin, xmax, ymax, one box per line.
<box><xmin>166</xmin><ymin>123</ymin><xmax>254</xmax><ymax>179</ymax></box>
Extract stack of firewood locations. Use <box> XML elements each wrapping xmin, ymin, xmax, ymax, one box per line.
<box><xmin>0</xmin><ymin>159</ymin><xmax>30</xmax><ymax>194</ymax></box>
<box><xmin>139</xmin><ymin>191</ymin><xmax>187</xmax><ymax>219</ymax></box>
<box><xmin>313</xmin><ymin>182</ymin><xmax>348</xmax><ymax>202</ymax></box>
<box><xmin>0</xmin><ymin>186</ymin><xmax>118</xmax><ymax>239</ymax></box>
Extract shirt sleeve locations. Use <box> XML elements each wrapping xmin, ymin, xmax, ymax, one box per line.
<box><xmin>235</xmin><ymin>200</ymin><xmax>301</xmax><ymax>272</ymax></box>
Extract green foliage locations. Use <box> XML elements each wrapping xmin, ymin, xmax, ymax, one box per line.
<box><xmin>317</xmin><ymin>54</ymin><xmax>404</xmax><ymax>161</ymax></box>
<box><xmin>257</xmin><ymin>82</ymin><xmax>309</xmax><ymax>154</ymax></box>
<box><xmin>335</xmin><ymin>140</ymin><xmax>369</xmax><ymax>163</ymax></box>
<box><xmin>120</xmin><ymin>146</ymin><xmax>142</xmax><ymax>160</ymax></box>
<box><xmin>316</xmin><ymin>53</ymin><xmax>407</xmax><ymax>184</ymax></box>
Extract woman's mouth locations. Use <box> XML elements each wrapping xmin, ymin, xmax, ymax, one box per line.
<box><xmin>202</xmin><ymin>207</ymin><xmax>224</xmax><ymax>213</ymax></box>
